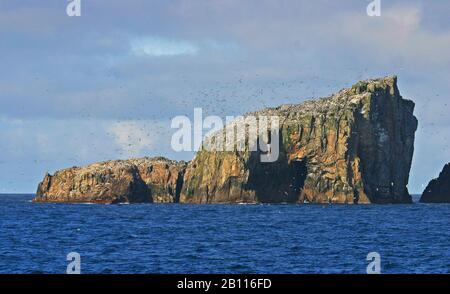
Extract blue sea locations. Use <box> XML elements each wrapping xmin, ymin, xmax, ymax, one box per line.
<box><xmin>0</xmin><ymin>194</ymin><xmax>449</xmax><ymax>274</ymax></box>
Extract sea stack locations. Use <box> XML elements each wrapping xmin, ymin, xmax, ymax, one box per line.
<box><xmin>33</xmin><ymin>157</ymin><xmax>187</xmax><ymax>204</ymax></box>
<box><xmin>420</xmin><ymin>163</ymin><xmax>450</xmax><ymax>203</ymax></box>
<box><xmin>181</xmin><ymin>76</ymin><xmax>418</xmax><ymax>204</ymax></box>
<box><xmin>34</xmin><ymin>76</ymin><xmax>418</xmax><ymax>204</ymax></box>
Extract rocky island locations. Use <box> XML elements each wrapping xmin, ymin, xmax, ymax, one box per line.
<box><xmin>420</xmin><ymin>163</ymin><xmax>450</xmax><ymax>203</ymax></box>
<box><xmin>34</xmin><ymin>76</ymin><xmax>418</xmax><ymax>204</ymax></box>
<box><xmin>33</xmin><ymin>157</ymin><xmax>187</xmax><ymax>204</ymax></box>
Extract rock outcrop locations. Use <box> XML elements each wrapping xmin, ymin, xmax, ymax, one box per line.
<box><xmin>420</xmin><ymin>163</ymin><xmax>450</xmax><ymax>203</ymax></box>
<box><xmin>33</xmin><ymin>157</ymin><xmax>187</xmax><ymax>204</ymax></box>
<box><xmin>34</xmin><ymin>76</ymin><xmax>418</xmax><ymax>205</ymax></box>
<box><xmin>180</xmin><ymin>76</ymin><xmax>418</xmax><ymax>204</ymax></box>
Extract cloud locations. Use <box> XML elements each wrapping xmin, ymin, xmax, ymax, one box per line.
<box><xmin>0</xmin><ymin>117</ymin><xmax>118</xmax><ymax>193</ymax></box>
<box><xmin>130</xmin><ymin>37</ymin><xmax>198</xmax><ymax>57</ymax></box>
<box><xmin>107</xmin><ymin>118</ymin><xmax>191</xmax><ymax>160</ymax></box>
<box><xmin>0</xmin><ymin>1</ymin><xmax>450</xmax><ymax>193</ymax></box>
<box><xmin>0</xmin><ymin>116</ymin><xmax>187</xmax><ymax>193</ymax></box>
<box><xmin>328</xmin><ymin>5</ymin><xmax>450</xmax><ymax>66</ymax></box>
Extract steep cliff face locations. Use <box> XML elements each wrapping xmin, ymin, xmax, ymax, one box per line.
<box><xmin>420</xmin><ymin>163</ymin><xmax>450</xmax><ymax>203</ymax></box>
<box><xmin>33</xmin><ymin>157</ymin><xmax>187</xmax><ymax>204</ymax></box>
<box><xmin>180</xmin><ymin>76</ymin><xmax>418</xmax><ymax>204</ymax></box>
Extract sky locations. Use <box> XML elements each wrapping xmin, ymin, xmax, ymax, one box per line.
<box><xmin>0</xmin><ymin>0</ymin><xmax>449</xmax><ymax>194</ymax></box>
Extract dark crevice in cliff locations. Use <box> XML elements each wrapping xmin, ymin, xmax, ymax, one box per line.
<box><xmin>246</xmin><ymin>153</ymin><xmax>308</xmax><ymax>203</ymax></box>
<box><xmin>245</xmin><ymin>130</ymin><xmax>308</xmax><ymax>203</ymax></box>
<box><xmin>291</xmin><ymin>159</ymin><xmax>308</xmax><ymax>198</ymax></box>
<box><xmin>131</xmin><ymin>169</ymin><xmax>153</xmax><ymax>203</ymax></box>
<box><xmin>174</xmin><ymin>171</ymin><xmax>185</xmax><ymax>203</ymax></box>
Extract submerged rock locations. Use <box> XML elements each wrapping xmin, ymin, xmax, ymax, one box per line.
<box><xmin>180</xmin><ymin>76</ymin><xmax>418</xmax><ymax>204</ymax></box>
<box><xmin>33</xmin><ymin>157</ymin><xmax>187</xmax><ymax>204</ymax></box>
<box><xmin>420</xmin><ymin>163</ymin><xmax>450</xmax><ymax>203</ymax></box>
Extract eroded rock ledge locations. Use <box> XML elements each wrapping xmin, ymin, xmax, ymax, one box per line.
<box><xmin>34</xmin><ymin>76</ymin><xmax>418</xmax><ymax>204</ymax></box>
<box><xmin>33</xmin><ymin>157</ymin><xmax>187</xmax><ymax>204</ymax></box>
<box><xmin>420</xmin><ymin>163</ymin><xmax>450</xmax><ymax>203</ymax></box>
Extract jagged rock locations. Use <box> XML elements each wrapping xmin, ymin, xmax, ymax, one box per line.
<box><xmin>33</xmin><ymin>157</ymin><xmax>187</xmax><ymax>204</ymax></box>
<box><xmin>180</xmin><ymin>76</ymin><xmax>418</xmax><ymax>204</ymax></box>
<box><xmin>420</xmin><ymin>163</ymin><xmax>450</xmax><ymax>203</ymax></box>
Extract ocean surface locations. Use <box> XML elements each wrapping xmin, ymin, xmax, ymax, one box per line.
<box><xmin>0</xmin><ymin>194</ymin><xmax>449</xmax><ymax>274</ymax></box>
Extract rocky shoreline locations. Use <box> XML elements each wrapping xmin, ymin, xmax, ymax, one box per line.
<box><xmin>34</xmin><ymin>76</ymin><xmax>425</xmax><ymax>204</ymax></box>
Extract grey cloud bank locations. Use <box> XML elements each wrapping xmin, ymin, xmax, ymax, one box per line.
<box><xmin>0</xmin><ymin>0</ymin><xmax>449</xmax><ymax>193</ymax></box>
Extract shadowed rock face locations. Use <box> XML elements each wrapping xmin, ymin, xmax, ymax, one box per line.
<box><xmin>33</xmin><ymin>157</ymin><xmax>187</xmax><ymax>204</ymax></box>
<box><xmin>420</xmin><ymin>163</ymin><xmax>450</xmax><ymax>203</ymax></box>
<box><xmin>180</xmin><ymin>76</ymin><xmax>418</xmax><ymax>204</ymax></box>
